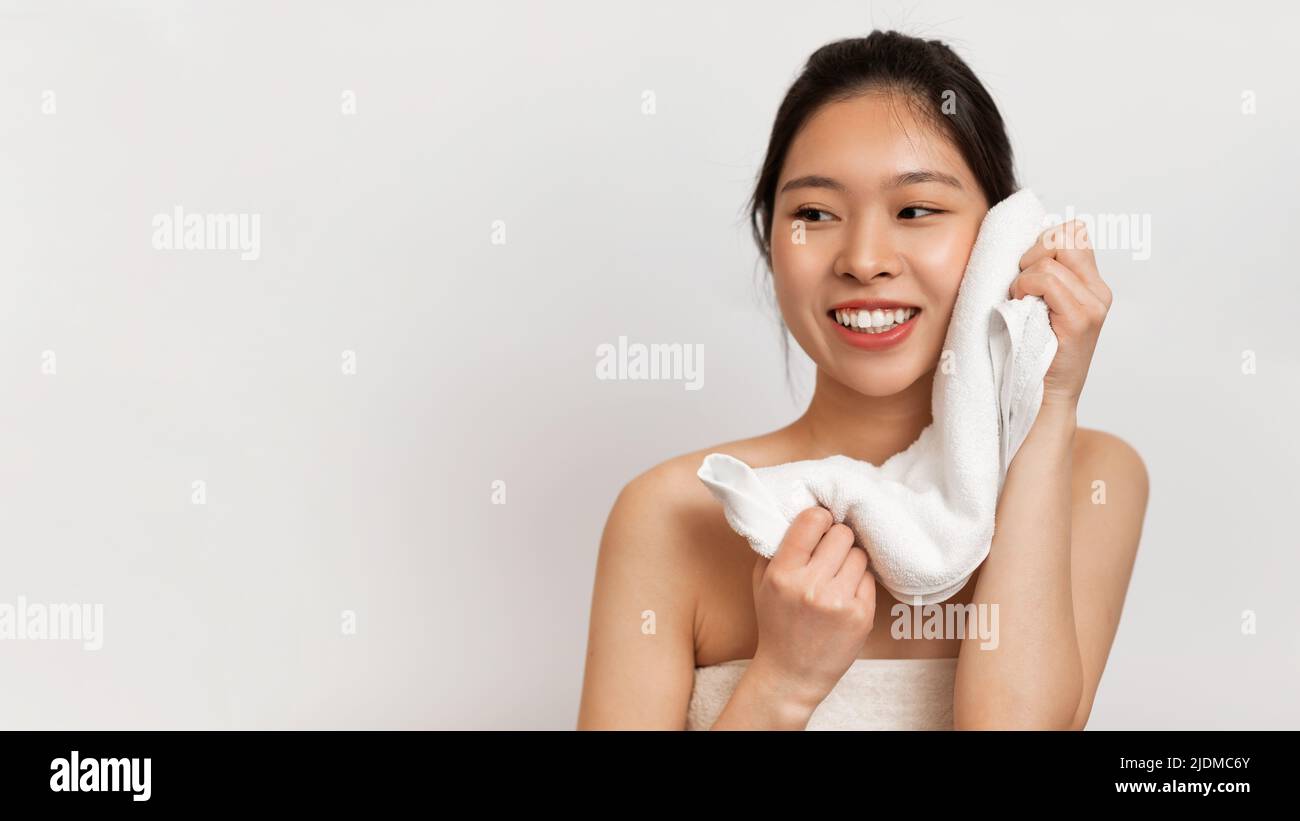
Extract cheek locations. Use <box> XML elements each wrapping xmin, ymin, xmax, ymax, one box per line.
<box><xmin>924</xmin><ymin>223</ymin><xmax>975</xmax><ymax>265</ymax></box>
<box><xmin>768</xmin><ymin>220</ymin><xmax>981</xmax><ymax>321</ymax></box>
<box><xmin>769</xmin><ymin>236</ymin><xmax>825</xmax><ymax>316</ymax></box>
<box><xmin>908</xmin><ymin>227</ymin><xmax>978</xmax><ymax>304</ymax></box>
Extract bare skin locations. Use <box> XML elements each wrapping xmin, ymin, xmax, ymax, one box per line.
<box><xmin>577</xmin><ymin>92</ymin><xmax>1149</xmax><ymax>730</ymax></box>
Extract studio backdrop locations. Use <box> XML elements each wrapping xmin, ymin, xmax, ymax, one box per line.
<box><xmin>1</xmin><ymin>0</ymin><xmax>1296</xmax><ymax>729</ymax></box>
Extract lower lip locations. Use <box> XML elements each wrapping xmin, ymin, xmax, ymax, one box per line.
<box><xmin>829</xmin><ymin>310</ymin><xmax>921</xmax><ymax>350</ymax></box>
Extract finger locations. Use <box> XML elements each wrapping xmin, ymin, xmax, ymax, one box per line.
<box><xmin>1018</xmin><ymin>258</ymin><xmax>1096</xmax><ymax>312</ymax></box>
<box><xmin>1020</xmin><ymin>220</ymin><xmax>1097</xmax><ymax>273</ymax></box>
<box><xmin>1024</xmin><ymin>259</ymin><xmax>1112</xmax><ymax>333</ymax></box>
<box><xmin>1054</xmin><ymin>260</ymin><xmax>1111</xmax><ymax>320</ymax></box>
<box><xmin>1010</xmin><ymin>266</ymin><xmax>1086</xmax><ymax>322</ymax></box>
<box><xmin>771</xmin><ymin>506</ymin><xmax>834</xmax><ymax>571</ymax></box>
<box><xmin>808</xmin><ymin>522</ymin><xmax>855</xmax><ymax>578</ymax></box>
<box><xmin>830</xmin><ymin>546</ymin><xmax>869</xmax><ymax>595</ymax></box>
<box><xmin>1021</xmin><ymin>220</ymin><xmax>1105</xmax><ymax>293</ymax></box>
<box><xmin>1034</xmin><ymin>250</ymin><xmax>1112</xmax><ymax>313</ymax></box>
<box><xmin>854</xmin><ymin>567</ymin><xmax>877</xmax><ymax>601</ymax></box>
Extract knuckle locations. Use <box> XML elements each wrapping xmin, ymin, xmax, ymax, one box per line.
<box><xmin>768</xmin><ymin>569</ymin><xmax>794</xmax><ymax>594</ymax></box>
<box><xmin>817</xmin><ymin>594</ymin><xmax>847</xmax><ymax>615</ymax></box>
<box><xmin>802</xmin><ymin>584</ymin><xmax>820</xmax><ymax>607</ymax></box>
<box><xmin>826</xmin><ymin>522</ymin><xmax>853</xmax><ymax>543</ymax></box>
<box><xmin>803</xmin><ymin>506</ymin><xmax>832</xmax><ymax>530</ymax></box>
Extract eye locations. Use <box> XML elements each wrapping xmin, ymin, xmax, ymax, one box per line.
<box><xmin>794</xmin><ymin>207</ymin><xmax>835</xmax><ymax>222</ymax></box>
<box><xmin>899</xmin><ymin>206</ymin><xmax>943</xmax><ymax>219</ymax></box>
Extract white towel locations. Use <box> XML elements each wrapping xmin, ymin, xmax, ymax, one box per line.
<box><xmin>697</xmin><ymin>188</ymin><xmax>1058</xmax><ymax>605</ymax></box>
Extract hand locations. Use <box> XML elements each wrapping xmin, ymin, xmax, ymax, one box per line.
<box><xmin>1011</xmin><ymin>219</ymin><xmax>1113</xmax><ymax>407</ymax></box>
<box><xmin>749</xmin><ymin>507</ymin><xmax>876</xmax><ymax>712</ymax></box>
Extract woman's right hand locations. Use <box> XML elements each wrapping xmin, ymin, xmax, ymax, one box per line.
<box><xmin>748</xmin><ymin>506</ymin><xmax>877</xmax><ymax>714</ymax></box>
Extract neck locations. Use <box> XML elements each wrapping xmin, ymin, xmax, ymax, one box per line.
<box><xmin>789</xmin><ymin>366</ymin><xmax>936</xmax><ymax>465</ymax></box>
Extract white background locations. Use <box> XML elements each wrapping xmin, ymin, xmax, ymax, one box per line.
<box><xmin>1</xmin><ymin>0</ymin><xmax>1297</xmax><ymax>728</ymax></box>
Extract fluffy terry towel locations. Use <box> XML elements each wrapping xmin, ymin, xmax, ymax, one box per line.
<box><xmin>697</xmin><ymin>188</ymin><xmax>1058</xmax><ymax>605</ymax></box>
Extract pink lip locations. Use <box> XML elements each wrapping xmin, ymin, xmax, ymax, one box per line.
<box><xmin>828</xmin><ymin>309</ymin><xmax>920</xmax><ymax>351</ymax></box>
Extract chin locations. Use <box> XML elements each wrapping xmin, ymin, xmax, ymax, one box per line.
<box><xmin>832</xmin><ymin>364</ymin><xmax>921</xmax><ymax>397</ymax></box>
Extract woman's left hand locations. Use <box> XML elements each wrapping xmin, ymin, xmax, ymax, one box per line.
<box><xmin>1010</xmin><ymin>219</ymin><xmax>1113</xmax><ymax>408</ymax></box>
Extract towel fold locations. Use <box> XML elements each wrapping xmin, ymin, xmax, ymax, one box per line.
<box><xmin>697</xmin><ymin>188</ymin><xmax>1058</xmax><ymax>605</ymax></box>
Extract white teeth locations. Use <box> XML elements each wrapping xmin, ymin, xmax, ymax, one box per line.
<box><xmin>833</xmin><ymin>306</ymin><xmax>918</xmax><ymax>333</ymax></box>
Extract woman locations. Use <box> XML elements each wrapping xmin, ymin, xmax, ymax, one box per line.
<box><xmin>577</xmin><ymin>30</ymin><xmax>1148</xmax><ymax>730</ymax></box>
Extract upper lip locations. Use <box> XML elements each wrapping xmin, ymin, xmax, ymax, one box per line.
<box><xmin>828</xmin><ymin>299</ymin><xmax>921</xmax><ymax>313</ymax></box>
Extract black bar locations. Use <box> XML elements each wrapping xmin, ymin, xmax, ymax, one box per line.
<box><xmin>2</xmin><ymin>730</ymin><xmax>1290</xmax><ymax>808</ymax></box>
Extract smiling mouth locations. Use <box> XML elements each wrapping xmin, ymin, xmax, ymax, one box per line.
<box><xmin>828</xmin><ymin>306</ymin><xmax>921</xmax><ymax>334</ymax></box>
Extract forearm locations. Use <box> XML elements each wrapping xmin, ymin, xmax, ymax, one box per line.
<box><xmin>953</xmin><ymin>399</ymin><xmax>1084</xmax><ymax>729</ymax></box>
<box><xmin>709</xmin><ymin>657</ymin><xmax>822</xmax><ymax>730</ymax></box>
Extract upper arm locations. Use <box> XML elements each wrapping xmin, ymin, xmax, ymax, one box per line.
<box><xmin>577</xmin><ymin>465</ymin><xmax>700</xmax><ymax>729</ymax></box>
<box><xmin>1068</xmin><ymin>431</ymin><xmax>1149</xmax><ymax>729</ymax></box>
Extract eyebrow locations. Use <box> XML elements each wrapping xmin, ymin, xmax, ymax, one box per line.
<box><xmin>778</xmin><ymin>169</ymin><xmax>965</xmax><ymax>195</ymax></box>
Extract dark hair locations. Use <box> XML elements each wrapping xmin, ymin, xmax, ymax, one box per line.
<box><xmin>746</xmin><ymin>31</ymin><xmax>1019</xmax><ymax>391</ymax></box>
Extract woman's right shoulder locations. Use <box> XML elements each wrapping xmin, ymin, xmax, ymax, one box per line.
<box><xmin>598</xmin><ymin>434</ymin><xmax>778</xmax><ymax>572</ymax></box>
<box><xmin>580</xmin><ymin>436</ymin><xmax>775</xmax><ymax>727</ymax></box>
<box><xmin>610</xmin><ymin>435</ymin><xmax>774</xmax><ymax>528</ymax></box>
<box><xmin>588</xmin><ymin>435</ymin><xmax>774</xmax><ymax>664</ymax></box>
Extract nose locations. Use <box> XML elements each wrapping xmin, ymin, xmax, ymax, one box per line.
<box><xmin>833</xmin><ymin>212</ymin><xmax>902</xmax><ymax>284</ymax></box>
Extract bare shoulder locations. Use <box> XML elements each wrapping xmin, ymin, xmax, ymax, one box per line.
<box><xmin>624</xmin><ymin>434</ymin><xmax>780</xmax><ymax>494</ymax></box>
<box><xmin>1070</xmin><ymin>427</ymin><xmax>1150</xmax><ymax>550</ymax></box>
<box><xmin>606</xmin><ymin>434</ymin><xmax>776</xmax><ymax>565</ymax></box>
<box><xmin>577</xmin><ymin>435</ymin><xmax>772</xmax><ymax>727</ymax></box>
<box><xmin>1062</xmin><ymin>428</ymin><xmax>1150</xmax><ymax>728</ymax></box>
<box><xmin>1072</xmin><ymin>427</ymin><xmax>1150</xmax><ymax>506</ymax></box>
<box><xmin>596</xmin><ymin>432</ymin><xmax>783</xmax><ymax>637</ymax></box>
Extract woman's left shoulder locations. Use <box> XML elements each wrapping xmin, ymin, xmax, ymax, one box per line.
<box><xmin>1071</xmin><ymin>427</ymin><xmax>1150</xmax><ymax>512</ymax></box>
<box><xmin>1074</xmin><ymin>428</ymin><xmax>1148</xmax><ymax>480</ymax></box>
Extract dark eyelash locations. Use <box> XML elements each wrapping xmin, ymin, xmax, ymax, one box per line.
<box><xmin>794</xmin><ymin>207</ymin><xmax>832</xmax><ymax>222</ymax></box>
<box><xmin>900</xmin><ymin>206</ymin><xmax>945</xmax><ymax>219</ymax></box>
<box><xmin>795</xmin><ymin>206</ymin><xmax>945</xmax><ymax>221</ymax></box>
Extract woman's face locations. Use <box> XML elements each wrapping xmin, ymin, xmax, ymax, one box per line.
<box><xmin>770</xmin><ymin>91</ymin><xmax>991</xmax><ymax>397</ymax></box>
